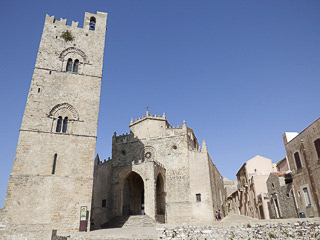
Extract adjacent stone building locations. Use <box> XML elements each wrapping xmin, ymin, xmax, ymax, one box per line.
<box><xmin>276</xmin><ymin>157</ymin><xmax>290</xmax><ymax>172</ymax></box>
<box><xmin>236</xmin><ymin>155</ymin><xmax>276</xmax><ymax>219</ymax></box>
<box><xmin>91</xmin><ymin>111</ymin><xmax>225</xmax><ymax>228</ymax></box>
<box><xmin>266</xmin><ymin>172</ymin><xmax>298</xmax><ymax>219</ymax></box>
<box><xmin>2</xmin><ymin>12</ymin><xmax>108</xmax><ymax>237</ymax></box>
<box><xmin>283</xmin><ymin>118</ymin><xmax>320</xmax><ymax>218</ymax></box>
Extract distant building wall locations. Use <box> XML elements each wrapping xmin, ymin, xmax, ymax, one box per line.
<box><xmin>224</xmin><ymin>178</ymin><xmax>237</xmax><ymax>215</ymax></box>
<box><xmin>236</xmin><ymin>155</ymin><xmax>275</xmax><ymax>219</ymax></box>
<box><xmin>252</xmin><ymin>175</ymin><xmax>270</xmax><ymax>219</ymax></box>
<box><xmin>276</xmin><ymin>157</ymin><xmax>290</xmax><ymax>172</ymax></box>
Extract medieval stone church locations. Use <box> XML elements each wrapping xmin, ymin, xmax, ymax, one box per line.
<box><xmin>91</xmin><ymin>111</ymin><xmax>225</xmax><ymax>229</ymax></box>
<box><xmin>2</xmin><ymin>12</ymin><xmax>225</xmax><ymax>237</ymax></box>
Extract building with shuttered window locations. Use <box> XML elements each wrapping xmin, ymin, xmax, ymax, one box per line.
<box><xmin>283</xmin><ymin>118</ymin><xmax>320</xmax><ymax>218</ymax></box>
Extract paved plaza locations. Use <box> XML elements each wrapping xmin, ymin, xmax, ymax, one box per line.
<box><xmin>54</xmin><ymin>214</ymin><xmax>320</xmax><ymax>240</ymax></box>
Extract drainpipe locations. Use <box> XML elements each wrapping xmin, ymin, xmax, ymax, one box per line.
<box><xmin>301</xmin><ymin>141</ymin><xmax>320</xmax><ymax>216</ymax></box>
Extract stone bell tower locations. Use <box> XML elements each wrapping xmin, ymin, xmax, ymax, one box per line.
<box><xmin>4</xmin><ymin>12</ymin><xmax>108</xmax><ymax>232</ymax></box>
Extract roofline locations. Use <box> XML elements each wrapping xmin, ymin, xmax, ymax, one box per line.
<box><xmin>236</xmin><ymin>162</ymin><xmax>246</xmax><ymax>177</ymax></box>
<box><xmin>285</xmin><ymin>117</ymin><xmax>320</xmax><ymax>144</ymax></box>
<box><xmin>276</xmin><ymin>157</ymin><xmax>287</xmax><ymax>167</ymax></box>
<box><xmin>129</xmin><ymin>116</ymin><xmax>169</xmax><ymax>127</ymax></box>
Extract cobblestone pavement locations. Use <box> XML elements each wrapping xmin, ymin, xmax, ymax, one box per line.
<box><xmin>157</xmin><ymin>214</ymin><xmax>320</xmax><ymax>240</ymax></box>
<box><xmin>1</xmin><ymin>213</ymin><xmax>320</xmax><ymax>239</ymax></box>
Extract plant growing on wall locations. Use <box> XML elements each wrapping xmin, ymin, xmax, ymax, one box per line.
<box><xmin>61</xmin><ymin>31</ymin><xmax>74</xmax><ymax>42</ymax></box>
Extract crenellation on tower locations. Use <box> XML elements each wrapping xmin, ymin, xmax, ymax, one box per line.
<box><xmin>44</xmin><ymin>11</ymin><xmax>107</xmax><ymax>32</ymax></box>
<box><xmin>37</xmin><ymin>12</ymin><xmax>107</xmax><ymax>79</ymax></box>
<box><xmin>71</xmin><ymin>21</ymin><xmax>79</xmax><ymax>27</ymax></box>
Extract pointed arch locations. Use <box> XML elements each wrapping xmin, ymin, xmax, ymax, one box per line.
<box><xmin>122</xmin><ymin>171</ymin><xmax>145</xmax><ymax>216</ymax></box>
<box><xmin>156</xmin><ymin>173</ymin><xmax>165</xmax><ymax>217</ymax></box>
<box><xmin>49</xmin><ymin>103</ymin><xmax>79</xmax><ymax>120</ymax></box>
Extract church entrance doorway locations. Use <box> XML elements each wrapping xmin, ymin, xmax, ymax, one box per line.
<box><xmin>156</xmin><ymin>173</ymin><xmax>165</xmax><ymax>222</ymax></box>
<box><xmin>122</xmin><ymin>172</ymin><xmax>144</xmax><ymax>215</ymax></box>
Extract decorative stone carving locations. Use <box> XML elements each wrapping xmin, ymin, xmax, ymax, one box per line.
<box><xmin>59</xmin><ymin>47</ymin><xmax>88</xmax><ymax>63</ymax></box>
<box><xmin>48</xmin><ymin>103</ymin><xmax>79</xmax><ymax>120</ymax></box>
<box><xmin>140</xmin><ymin>146</ymin><xmax>156</xmax><ymax>162</ymax></box>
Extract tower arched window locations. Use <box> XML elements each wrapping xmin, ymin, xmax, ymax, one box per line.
<box><xmin>73</xmin><ymin>59</ymin><xmax>79</xmax><ymax>73</ymax></box>
<box><xmin>62</xmin><ymin>117</ymin><xmax>68</xmax><ymax>133</ymax></box>
<box><xmin>66</xmin><ymin>58</ymin><xmax>73</xmax><ymax>72</ymax></box>
<box><xmin>89</xmin><ymin>17</ymin><xmax>96</xmax><ymax>30</ymax></box>
<box><xmin>56</xmin><ymin>116</ymin><xmax>62</xmax><ymax>132</ymax></box>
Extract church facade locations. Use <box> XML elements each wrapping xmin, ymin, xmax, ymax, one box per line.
<box><xmin>91</xmin><ymin>111</ymin><xmax>225</xmax><ymax>228</ymax></box>
<box><xmin>1</xmin><ymin>11</ymin><xmax>225</xmax><ymax>238</ymax></box>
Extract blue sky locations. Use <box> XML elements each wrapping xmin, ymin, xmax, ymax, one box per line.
<box><xmin>1</xmin><ymin>0</ymin><xmax>320</xmax><ymax>208</ymax></box>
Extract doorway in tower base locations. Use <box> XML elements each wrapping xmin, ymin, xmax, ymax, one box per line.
<box><xmin>122</xmin><ymin>172</ymin><xmax>144</xmax><ymax>215</ymax></box>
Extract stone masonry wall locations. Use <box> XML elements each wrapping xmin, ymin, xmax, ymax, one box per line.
<box><xmin>284</xmin><ymin>118</ymin><xmax>320</xmax><ymax>217</ymax></box>
<box><xmin>208</xmin><ymin>157</ymin><xmax>225</xmax><ymax>216</ymax></box>
<box><xmin>3</xmin><ymin>12</ymin><xmax>108</xmax><ymax>236</ymax></box>
<box><xmin>91</xmin><ymin>160</ymin><xmax>113</xmax><ymax>230</ymax></box>
<box><xmin>189</xmin><ymin>150</ymin><xmax>211</xmax><ymax>222</ymax></box>
<box><xmin>113</xmin><ymin>118</ymin><xmax>193</xmax><ymax>223</ymax></box>
<box><xmin>267</xmin><ymin>173</ymin><xmax>297</xmax><ymax>219</ymax></box>
<box><xmin>91</xmin><ymin>115</ymin><xmax>225</xmax><ymax>227</ymax></box>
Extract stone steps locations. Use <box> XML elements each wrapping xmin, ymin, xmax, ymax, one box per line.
<box><xmin>68</xmin><ymin>226</ymin><xmax>158</xmax><ymax>240</ymax></box>
<box><xmin>101</xmin><ymin>215</ymin><xmax>155</xmax><ymax>229</ymax></box>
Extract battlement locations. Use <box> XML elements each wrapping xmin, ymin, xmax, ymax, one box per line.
<box><xmin>129</xmin><ymin>111</ymin><xmax>189</xmax><ymax>130</ymax></box>
<box><xmin>166</xmin><ymin>119</ymin><xmax>188</xmax><ymax>130</ymax></box>
<box><xmin>113</xmin><ymin>131</ymin><xmax>133</xmax><ymax>143</ymax></box>
<box><xmin>129</xmin><ymin>111</ymin><xmax>168</xmax><ymax>127</ymax></box>
<box><xmin>45</xmin><ymin>11</ymin><xmax>107</xmax><ymax>31</ymax></box>
<box><xmin>167</xmin><ymin>125</ymin><xmax>182</xmax><ymax>129</ymax></box>
<box><xmin>125</xmin><ymin>111</ymin><xmax>190</xmax><ymax>140</ymax></box>
<box><xmin>96</xmin><ymin>157</ymin><xmax>112</xmax><ymax>166</ymax></box>
<box><xmin>36</xmin><ymin>11</ymin><xmax>108</xmax><ymax>76</ymax></box>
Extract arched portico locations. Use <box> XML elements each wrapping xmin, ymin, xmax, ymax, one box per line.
<box><xmin>122</xmin><ymin>171</ymin><xmax>145</xmax><ymax>215</ymax></box>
